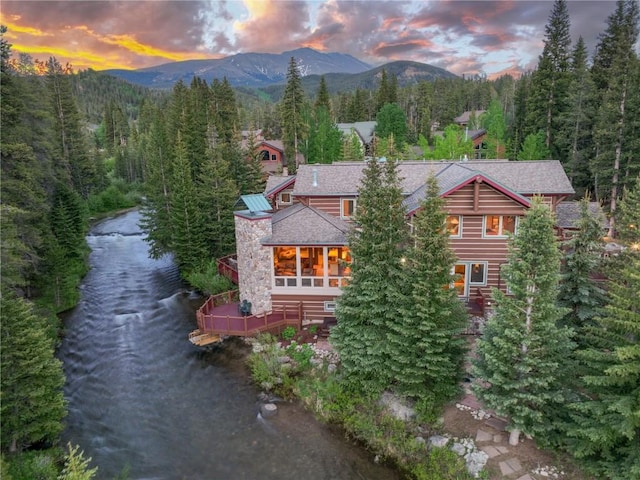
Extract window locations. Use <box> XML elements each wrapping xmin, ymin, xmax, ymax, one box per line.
<box><xmin>273</xmin><ymin>246</ymin><xmax>351</xmax><ymax>289</ymax></box>
<box><xmin>446</xmin><ymin>215</ymin><xmax>462</xmax><ymax>237</ymax></box>
<box><xmin>484</xmin><ymin>215</ymin><xmax>517</xmax><ymax>237</ymax></box>
<box><xmin>279</xmin><ymin>192</ymin><xmax>292</xmax><ymax>205</ymax></box>
<box><xmin>271</xmin><ymin>154</ymin><xmax>277</xmax><ymax>161</ymax></box>
<box><xmin>469</xmin><ymin>263</ymin><xmax>486</xmax><ymax>284</ymax></box>
<box><xmin>341</xmin><ymin>198</ymin><xmax>356</xmax><ymax>218</ymax></box>
<box><xmin>324</xmin><ymin>301</ymin><xmax>336</xmax><ymax>312</ymax></box>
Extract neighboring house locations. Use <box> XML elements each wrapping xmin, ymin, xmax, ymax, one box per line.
<box><xmin>432</xmin><ymin>128</ymin><xmax>488</xmax><ymax>159</ymax></box>
<box><xmin>555</xmin><ymin>201</ymin><xmax>608</xmax><ymax>239</ymax></box>
<box><xmin>337</xmin><ymin>121</ymin><xmax>377</xmax><ymax>156</ymax></box>
<box><xmin>454</xmin><ymin>110</ymin><xmax>486</xmax><ymax>128</ymax></box>
<box><xmin>231</xmin><ymin>160</ymin><xmax>574</xmax><ymax>324</ymax></box>
<box><xmin>258</xmin><ymin>140</ymin><xmax>286</xmax><ymax>174</ymax></box>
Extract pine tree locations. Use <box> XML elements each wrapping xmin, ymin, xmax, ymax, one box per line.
<box><xmin>314</xmin><ymin>75</ymin><xmax>331</xmax><ymax>114</ymax></box>
<box><xmin>375</xmin><ymin>103</ymin><xmax>407</xmax><ymax>149</ymax></box>
<box><xmin>559</xmin><ymin>37</ymin><xmax>596</xmax><ymax>195</ymax></box>
<box><xmin>1</xmin><ymin>293</ymin><xmax>66</xmax><ymax>452</ymax></box>
<box><xmin>279</xmin><ymin>57</ymin><xmax>307</xmax><ymax>173</ymax></box>
<box><xmin>566</xmin><ymin>184</ymin><xmax>640</xmax><ymax>479</ymax></box>
<box><xmin>305</xmin><ymin>106</ymin><xmax>343</xmax><ymax>164</ymax></box>
<box><xmin>58</xmin><ymin>443</ymin><xmax>98</xmax><ymax>480</ymax></box>
<box><xmin>558</xmin><ymin>196</ymin><xmax>607</xmax><ymax>338</ymax></box>
<box><xmin>429</xmin><ymin>124</ymin><xmax>473</xmax><ymax>160</ymax></box>
<box><xmin>341</xmin><ymin>130</ymin><xmax>364</xmax><ymax>161</ymax></box>
<box><xmin>389</xmin><ymin>175</ymin><xmax>468</xmax><ymax>409</ymax></box>
<box><xmin>198</xmin><ymin>146</ymin><xmax>239</xmax><ymax>259</ymax></box>
<box><xmin>473</xmin><ymin>197</ymin><xmax>574</xmax><ymax>445</ymax></box>
<box><xmin>168</xmin><ymin>132</ymin><xmax>209</xmax><ymax>274</ymax></box>
<box><xmin>331</xmin><ymin>158</ymin><xmax>409</xmax><ymax>394</ymax></box>
<box><xmin>590</xmin><ymin>0</ymin><xmax>640</xmax><ymax>235</ymax></box>
<box><xmin>525</xmin><ymin>0</ymin><xmax>572</xmax><ymax>159</ymax></box>
<box><xmin>376</xmin><ymin>68</ymin><xmax>397</xmax><ymax>112</ymax></box>
<box><xmin>517</xmin><ymin>132</ymin><xmax>550</xmax><ymax>160</ymax></box>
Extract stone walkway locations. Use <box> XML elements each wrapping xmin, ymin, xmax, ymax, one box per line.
<box><xmin>460</xmin><ymin>394</ymin><xmax>536</xmax><ymax>480</ymax></box>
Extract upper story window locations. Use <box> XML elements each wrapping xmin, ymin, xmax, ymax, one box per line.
<box><xmin>279</xmin><ymin>192</ymin><xmax>292</xmax><ymax>205</ymax></box>
<box><xmin>273</xmin><ymin>246</ymin><xmax>351</xmax><ymax>289</ymax></box>
<box><xmin>484</xmin><ymin>215</ymin><xmax>517</xmax><ymax>237</ymax></box>
<box><xmin>341</xmin><ymin>198</ymin><xmax>357</xmax><ymax>218</ymax></box>
<box><xmin>446</xmin><ymin>215</ymin><xmax>462</xmax><ymax>237</ymax></box>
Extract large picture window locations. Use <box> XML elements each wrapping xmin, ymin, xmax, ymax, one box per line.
<box><xmin>273</xmin><ymin>246</ymin><xmax>351</xmax><ymax>289</ymax></box>
<box><xmin>484</xmin><ymin>215</ymin><xmax>517</xmax><ymax>237</ymax></box>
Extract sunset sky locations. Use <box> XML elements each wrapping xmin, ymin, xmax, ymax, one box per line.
<box><xmin>0</xmin><ymin>1</ymin><xmax>621</xmax><ymax>79</ymax></box>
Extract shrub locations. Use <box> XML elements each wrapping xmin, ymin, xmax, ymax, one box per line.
<box><xmin>5</xmin><ymin>449</ymin><xmax>61</xmax><ymax>480</ymax></box>
<box><xmin>185</xmin><ymin>261</ymin><xmax>234</xmax><ymax>295</ymax></box>
<box><xmin>281</xmin><ymin>326</ymin><xmax>296</xmax><ymax>341</ymax></box>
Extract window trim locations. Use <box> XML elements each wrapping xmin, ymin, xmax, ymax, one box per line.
<box><xmin>483</xmin><ymin>215</ymin><xmax>518</xmax><ymax>238</ymax></box>
<box><xmin>341</xmin><ymin>198</ymin><xmax>357</xmax><ymax>219</ymax></box>
<box><xmin>279</xmin><ymin>192</ymin><xmax>292</xmax><ymax>205</ymax></box>
<box><xmin>324</xmin><ymin>301</ymin><xmax>336</xmax><ymax>312</ymax></box>
<box><xmin>468</xmin><ymin>261</ymin><xmax>488</xmax><ymax>285</ymax></box>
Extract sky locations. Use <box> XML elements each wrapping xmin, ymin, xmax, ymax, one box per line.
<box><xmin>0</xmin><ymin>0</ymin><xmax>620</xmax><ymax>79</ymax></box>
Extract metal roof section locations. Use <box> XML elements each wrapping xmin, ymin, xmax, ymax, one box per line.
<box><xmin>235</xmin><ymin>194</ymin><xmax>272</xmax><ymax>214</ymax></box>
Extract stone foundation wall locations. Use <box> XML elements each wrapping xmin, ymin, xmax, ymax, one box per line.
<box><xmin>234</xmin><ymin>214</ymin><xmax>272</xmax><ymax>315</ymax></box>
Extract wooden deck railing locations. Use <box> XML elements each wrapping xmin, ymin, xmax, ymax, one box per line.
<box><xmin>196</xmin><ymin>291</ymin><xmax>301</xmax><ymax>338</ymax></box>
<box><xmin>217</xmin><ymin>254</ymin><xmax>239</xmax><ymax>284</ymax></box>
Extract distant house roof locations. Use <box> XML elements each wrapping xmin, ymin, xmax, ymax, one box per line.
<box><xmin>556</xmin><ymin>201</ymin><xmax>608</xmax><ymax>230</ymax></box>
<box><xmin>261</xmin><ymin>203</ymin><xmax>351</xmax><ymax>245</ymax></box>
<box><xmin>454</xmin><ymin>110</ymin><xmax>486</xmax><ymax>125</ymax></box>
<box><xmin>265</xmin><ymin>175</ymin><xmax>296</xmax><ymax>198</ymax></box>
<box><xmin>337</xmin><ymin>121</ymin><xmax>377</xmax><ymax>144</ymax></box>
<box><xmin>292</xmin><ymin>160</ymin><xmax>575</xmax><ymax>198</ymax></box>
<box><xmin>432</xmin><ymin>128</ymin><xmax>486</xmax><ymax>141</ymax></box>
<box><xmin>261</xmin><ymin>140</ymin><xmax>284</xmax><ymax>152</ymax></box>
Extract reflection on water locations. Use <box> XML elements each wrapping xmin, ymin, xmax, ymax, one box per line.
<box><xmin>59</xmin><ymin>210</ymin><xmax>400</xmax><ymax>480</ymax></box>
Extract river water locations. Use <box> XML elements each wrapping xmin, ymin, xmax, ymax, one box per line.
<box><xmin>58</xmin><ymin>210</ymin><xmax>400</xmax><ymax>480</ymax></box>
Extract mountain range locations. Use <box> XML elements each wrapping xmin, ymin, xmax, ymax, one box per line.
<box><xmin>102</xmin><ymin>47</ymin><xmax>457</xmax><ymax>91</ymax></box>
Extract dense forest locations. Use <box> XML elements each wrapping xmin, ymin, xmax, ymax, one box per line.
<box><xmin>1</xmin><ymin>0</ymin><xmax>639</xmax><ymax>478</ymax></box>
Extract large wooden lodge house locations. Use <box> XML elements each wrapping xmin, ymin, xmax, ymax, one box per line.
<box><xmin>191</xmin><ymin>159</ymin><xmax>575</xmax><ymax>345</ymax></box>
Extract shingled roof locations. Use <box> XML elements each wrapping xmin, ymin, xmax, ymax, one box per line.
<box><xmin>261</xmin><ymin>203</ymin><xmax>351</xmax><ymax>245</ymax></box>
<box><xmin>292</xmin><ymin>160</ymin><xmax>574</xmax><ymax>198</ymax></box>
<box><xmin>556</xmin><ymin>201</ymin><xmax>608</xmax><ymax>230</ymax></box>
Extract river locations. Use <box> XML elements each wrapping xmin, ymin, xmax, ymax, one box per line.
<box><xmin>58</xmin><ymin>210</ymin><xmax>400</xmax><ymax>480</ymax></box>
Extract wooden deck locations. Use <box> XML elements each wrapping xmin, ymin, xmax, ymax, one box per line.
<box><xmin>190</xmin><ymin>290</ymin><xmax>302</xmax><ymax>345</ymax></box>
<box><xmin>217</xmin><ymin>254</ymin><xmax>239</xmax><ymax>285</ymax></box>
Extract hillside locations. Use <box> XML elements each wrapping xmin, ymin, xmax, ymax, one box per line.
<box><xmin>102</xmin><ymin>47</ymin><xmax>371</xmax><ymax>89</ymax></box>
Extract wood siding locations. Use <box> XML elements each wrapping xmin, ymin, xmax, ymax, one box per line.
<box><xmin>272</xmin><ymin>293</ymin><xmax>339</xmax><ymax>324</ymax></box>
<box><xmin>306</xmin><ymin>196</ymin><xmax>343</xmax><ymax>217</ymax></box>
<box><xmin>445</xmin><ymin>182</ymin><xmax>527</xmax><ymax>215</ymax></box>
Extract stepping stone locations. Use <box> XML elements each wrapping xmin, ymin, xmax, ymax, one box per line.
<box><xmin>496</xmin><ymin>445</ymin><xmax>510</xmax><ymax>454</ymax></box>
<box><xmin>479</xmin><ymin>445</ymin><xmax>501</xmax><ymax>458</ymax></box>
<box><xmin>475</xmin><ymin>429</ymin><xmax>493</xmax><ymax>442</ymax></box>
<box><xmin>499</xmin><ymin>457</ymin><xmax>522</xmax><ymax>476</ymax></box>
<box><xmin>493</xmin><ymin>434</ymin><xmax>504</xmax><ymax>443</ymax></box>
<box><xmin>485</xmin><ymin>417</ymin><xmax>508</xmax><ymax>431</ymax></box>
<box><xmin>516</xmin><ymin>475</ymin><xmax>534</xmax><ymax>480</ymax></box>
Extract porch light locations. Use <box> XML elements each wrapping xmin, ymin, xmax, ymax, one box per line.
<box><xmin>631</xmin><ymin>242</ymin><xmax>640</xmax><ymax>251</ymax></box>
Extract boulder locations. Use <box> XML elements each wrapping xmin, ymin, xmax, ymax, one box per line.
<box><xmin>260</xmin><ymin>403</ymin><xmax>278</xmax><ymax>418</ymax></box>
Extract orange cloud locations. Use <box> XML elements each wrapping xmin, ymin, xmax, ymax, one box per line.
<box><xmin>2</xmin><ymin>20</ymin><xmax>50</xmax><ymax>38</ymax></box>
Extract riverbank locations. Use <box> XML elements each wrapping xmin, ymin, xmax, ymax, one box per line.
<box><xmin>243</xmin><ymin>333</ymin><xmax>592</xmax><ymax>480</ymax></box>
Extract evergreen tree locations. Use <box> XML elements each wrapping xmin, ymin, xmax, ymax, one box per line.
<box><xmin>331</xmin><ymin>158</ymin><xmax>409</xmax><ymax>394</ymax></box>
<box><xmin>558</xmin><ymin>196</ymin><xmax>607</xmax><ymax>338</ymax></box>
<box><xmin>347</xmin><ymin>88</ymin><xmax>368</xmax><ymax>122</ymax></box>
<box><xmin>590</xmin><ymin>0</ymin><xmax>640</xmax><ymax>234</ymax></box>
<box><xmin>341</xmin><ymin>130</ymin><xmax>364</xmax><ymax>161</ymax></box>
<box><xmin>46</xmin><ymin>57</ymin><xmax>100</xmax><ymax>197</ymax></box>
<box><xmin>389</xmin><ymin>175</ymin><xmax>468</xmax><ymax>409</ymax></box>
<box><xmin>376</xmin><ymin>68</ymin><xmax>397</xmax><ymax>112</ymax></box>
<box><xmin>198</xmin><ymin>146</ymin><xmax>239</xmax><ymax>258</ymax></box>
<box><xmin>314</xmin><ymin>75</ymin><xmax>331</xmax><ymax>114</ymax></box>
<box><xmin>559</xmin><ymin>37</ymin><xmax>596</xmax><ymax>194</ymax></box>
<box><xmin>1</xmin><ymin>293</ymin><xmax>66</xmax><ymax>452</ymax></box>
<box><xmin>168</xmin><ymin>132</ymin><xmax>209</xmax><ymax>274</ymax></box>
<box><xmin>473</xmin><ymin>197</ymin><xmax>574</xmax><ymax>445</ymax></box>
<box><xmin>517</xmin><ymin>131</ymin><xmax>550</xmax><ymax>160</ymax></box>
<box><xmin>242</xmin><ymin>126</ymin><xmax>266</xmax><ymax>193</ymax></box>
<box><xmin>566</xmin><ymin>184</ymin><xmax>640</xmax><ymax>479</ymax></box>
<box><xmin>58</xmin><ymin>443</ymin><xmax>98</xmax><ymax>480</ymax></box>
<box><xmin>279</xmin><ymin>57</ymin><xmax>307</xmax><ymax>173</ymax></box>
<box><xmin>525</xmin><ymin>0</ymin><xmax>572</xmax><ymax>159</ymax></box>
<box><xmin>375</xmin><ymin>103</ymin><xmax>407</xmax><ymax>148</ymax></box>
<box><xmin>305</xmin><ymin>106</ymin><xmax>343</xmax><ymax>164</ymax></box>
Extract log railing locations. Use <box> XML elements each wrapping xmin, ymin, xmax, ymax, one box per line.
<box><xmin>217</xmin><ymin>254</ymin><xmax>239</xmax><ymax>284</ymax></box>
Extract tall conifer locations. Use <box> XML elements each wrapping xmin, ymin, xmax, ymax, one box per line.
<box><xmin>280</xmin><ymin>57</ymin><xmax>307</xmax><ymax>173</ymax></box>
<box><xmin>473</xmin><ymin>197</ymin><xmax>574</xmax><ymax>445</ymax></box>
